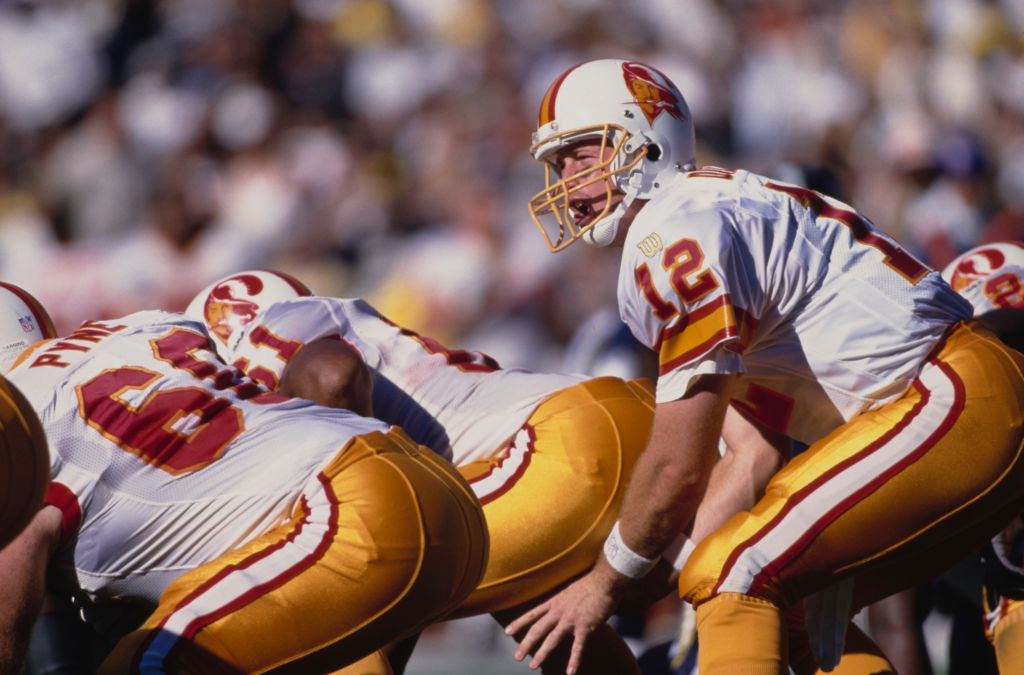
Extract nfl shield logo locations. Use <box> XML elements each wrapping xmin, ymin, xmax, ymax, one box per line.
<box><xmin>19</xmin><ymin>315</ymin><xmax>34</xmax><ymax>333</ymax></box>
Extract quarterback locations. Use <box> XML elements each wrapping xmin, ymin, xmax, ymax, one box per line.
<box><xmin>0</xmin><ymin>284</ymin><xmax>487</xmax><ymax>674</ymax></box>
<box><xmin>506</xmin><ymin>58</ymin><xmax>1024</xmax><ymax>675</ymax></box>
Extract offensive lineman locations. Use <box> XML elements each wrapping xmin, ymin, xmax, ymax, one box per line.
<box><xmin>943</xmin><ymin>241</ymin><xmax>1024</xmax><ymax>673</ymax></box>
<box><xmin>505</xmin><ymin>58</ymin><xmax>1024</xmax><ymax>675</ymax></box>
<box><xmin>185</xmin><ymin>269</ymin><xmax>662</xmax><ymax>674</ymax></box>
<box><xmin>0</xmin><ymin>283</ymin><xmax>488</xmax><ymax>674</ymax></box>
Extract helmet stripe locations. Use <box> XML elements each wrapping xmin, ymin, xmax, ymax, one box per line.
<box><xmin>0</xmin><ymin>282</ymin><xmax>57</xmax><ymax>338</ymax></box>
<box><xmin>538</xmin><ymin>63</ymin><xmax>584</xmax><ymax>127</ymax></box>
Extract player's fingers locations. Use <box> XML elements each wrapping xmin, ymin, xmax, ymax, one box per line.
<box><xmin>566</xmin><ymin>628</ymin><xmax>589</xmax><ymax>675</ymax></box>
<box><xmin>528</xmin><ymin>623</ymin><xmax>571</xmax><ymax>671</ymax></box>
<box><xmin>513</xmin><ymin>611</ymin><xmax>555</xmax><ymax>662</ymax></box>
<box><xmin>506</xmin><ymin>602</ymin><xmax>549</xmax><ymax>639</ymax></box>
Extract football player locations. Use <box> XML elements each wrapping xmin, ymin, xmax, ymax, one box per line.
<box><xmin>943</xmin><ymin>241</ymin><xmax>1024</xmax><ymax>673</ymax></box>
<box><xmin>0</xmin><ymin>282</ymin><xmax>56</xmax><ymax>673</ymax></box>
<box><xmin>186</xmin><ymin>269</ymin><xmax>664</xmax><ymax>674</ymax></box>
<box><xmin>0</xmin><ymin>282</ymin><xmax>488</xmax><ymax>674</ymax></box>
<box><xmin>505</xmin><ymin>58</ymin><xmax>1024</xmax><ymax>675</ymax></box>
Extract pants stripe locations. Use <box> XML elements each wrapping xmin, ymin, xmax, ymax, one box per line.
<box><xmin>137</xmin><ymin>471</ymin><xmax>339</xmax><ymax>670</ymax></box>
<box><xmin>467</xmin><ymin>425</ymin><xmax>537</xmax><ymax>505</ymax></box>
<box><xmin>713</xmin><ymin>359</ymin><xmax>964</xmax><ymax>597</ymax></box>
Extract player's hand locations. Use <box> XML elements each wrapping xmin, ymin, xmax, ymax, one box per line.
<box><xmin>505</xmin><ymin>563</ymin><xmax>624</xmax><ymax>674</ymax></box>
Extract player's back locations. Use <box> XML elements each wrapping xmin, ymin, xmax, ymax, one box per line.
<box><xmin>228</xmin><ymin>297</ymin><xmax>588</xmax><ymax>464</ymax></box>
<box><xmin>619</xmin><ymin>168</ymin><xmax>973</xmax><ymax>443</ymax></box>
<box><xmin>8</xmin><ymin>310</ymin><xmax>391</xmax><ymax>602</ymax></box>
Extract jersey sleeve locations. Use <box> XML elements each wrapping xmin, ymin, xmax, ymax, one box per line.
<box><xmin>618</xmin><ymin>209</ymin><xmax>747</xmax><ymax>403</ymax></box>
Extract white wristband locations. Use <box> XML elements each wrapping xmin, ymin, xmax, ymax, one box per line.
<box><xmin>663</xmin><ymin>533</ymin><xmax>697</xmax><ymax>571</ymax></box>
<box><xmin>603</xmin><ymin>522</ymin><xmax>658</xmax><ymax>578</ymax></box>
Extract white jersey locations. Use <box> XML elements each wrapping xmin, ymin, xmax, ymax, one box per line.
<box><xmin>7</xmin><ymin>310</ymin><xmax>391</xmax><ymax>603</ymax></box>
<box><xmin>618</xmin><ymin>167</ymin><xmax>972</xmax><ymax>444</ymax></box>
<box><xmin>941</xmin><ymin>241</ymin><xmax>1024</xmax><ymax>316</ymax></box>
<box><xmin>225</xmin><ymin>297</ymin><xmax>587</xmax><ymax>465</ymax></box>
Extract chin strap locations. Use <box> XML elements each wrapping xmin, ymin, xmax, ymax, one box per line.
<box><xmin>582</xmin><ymin>193</ymin><xmax>634</xmax><ymax>247</ymax></box>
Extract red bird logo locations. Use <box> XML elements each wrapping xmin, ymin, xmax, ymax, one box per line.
<box><xmin>621</xmin><ymin>61</ymin><xmax>686</xmax><ymax>125</ymax></box>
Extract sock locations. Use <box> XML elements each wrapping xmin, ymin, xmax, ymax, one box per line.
<box><xmin>994</xmin><ymin>600</ymin><xmax>1024</xmax><ymax>672</ymax></box>
<box><xmin>695</xmin><ymin>592</ymin><xmax>787</xmax><ymax>675</ymax></box>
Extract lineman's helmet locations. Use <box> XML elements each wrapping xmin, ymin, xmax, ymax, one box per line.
<box><xmin>186</xmin><ymin>270</ymin><xmax>312</xmax><ymax>348</ymax></box>
<box><xmin>941</xmin><ymin>241</ymin><xmax>1024</xmax><ymax>294</ymax></box>
<box><xmin>0</xmin><ymin>281</ymin><xmax>57</xmax><ymax>373</ymax></box>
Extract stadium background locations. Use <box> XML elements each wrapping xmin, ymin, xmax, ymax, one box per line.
<box><xmin>1</xmin><ymin>0</ymin><xmax>1022</xmax><ymax>673</ymax></box>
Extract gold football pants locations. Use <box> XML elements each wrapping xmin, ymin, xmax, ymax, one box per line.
<box><xmin>453</xmin><ymin>376</ymin><xmax>655</xmax><ymax>616</ymax></box>
<box><xmin>679</xmin><ymin>321</ymin><xmax>1024</xmax><ymax>671</ymax></box>
<box><xmin>99</xmin><ymin>427</ymin><xmax>488</xmax><ymax>674</ymax></box>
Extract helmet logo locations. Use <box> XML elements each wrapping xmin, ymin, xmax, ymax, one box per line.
<box><xmin>203</xmin><ymin>274</ymin><xmax>265</xmax><ymax>343</ymax></box>
<box><xmin>621</xmin><ymin>61</ymin><xmax>685</xmax><ymax>126</ymax></box>
<box><xmin>18</xmin><ymin>314</ymin><xmax>35</xmax><ymax>333</ymax></box>
<box><xmin>949</xmin><ymin>248</ymin><xmax>1005</xmax><ymax>291</ymax></box>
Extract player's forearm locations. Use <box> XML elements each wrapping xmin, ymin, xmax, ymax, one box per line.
<box><xmin>687</xmin><ymin>443</ymin><xmax>777</xmax><ymax>543</ymax></box>
<box><xmin>615</xmin><ymin>439</ymin><xmax>714</xmax><ymax>560</ymax></box>
<box><xmin>0</xmin><ymin>508</ymin><xmax>60</xmax><ymax>674</ymax></box>
<box><xmin>688</xmin><ymin>405</ymin><xmax>789</xmax><ymax>543</ymax></box>
<box><xmin>612</xmin><ymin>377</ymin><xmax>733</xmax><ymax>562</ymax></box>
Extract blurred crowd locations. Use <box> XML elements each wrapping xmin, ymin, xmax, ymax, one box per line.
<box><xmin>0</xmin><ymin>0</ymin><xmax>1022</xmax><ymax>376</ymax></box>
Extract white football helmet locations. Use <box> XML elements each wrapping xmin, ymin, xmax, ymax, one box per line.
<box><xmin>941</xmin><ymin>241</ymin><xmax>1024</xmax><ymax>292</ymax></box>
<box><xmin>0</xmin><ymin>282</ymin><xmax>57</xmax><ymax>373</ymax></box>
<box><xmin>186</xmin><ymin>270</ymin><xmax>312</xmax><ymax>348</ymax></box>
<box><xmin>529</xmin><ymin>58</ymin><xmax>697</xmax><ymax>252</ymax></box>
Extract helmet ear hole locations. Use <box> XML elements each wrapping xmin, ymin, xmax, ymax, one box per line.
<box><xmin>646</xmin><ymin>145</ymin><xmax>662</xmax><ymax>162</ymax></box>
